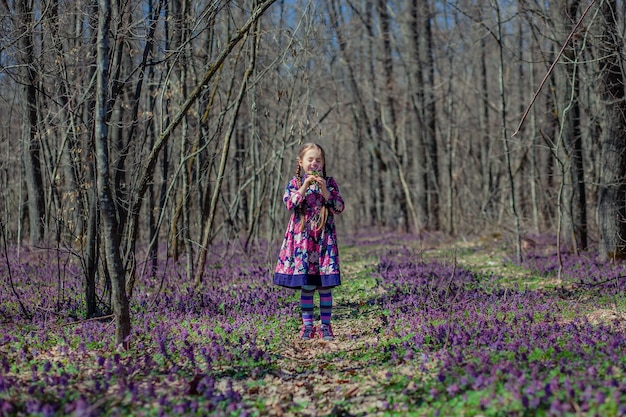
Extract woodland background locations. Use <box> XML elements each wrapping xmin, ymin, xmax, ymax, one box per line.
<box><xmin>3</xmin><ymin>0</ymin><xmax>626</xmax><ymax>344</ymax></box>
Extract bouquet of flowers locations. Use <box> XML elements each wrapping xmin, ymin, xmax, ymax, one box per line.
<box><xmin>306</xmin><ymin>165</ymin><xmax>328</xmax><ymax>233</ymax></box>
<box><xmin>308</xmin><ymin>166</ymin><xmax>322</xmax><ymax>191</ymax></box>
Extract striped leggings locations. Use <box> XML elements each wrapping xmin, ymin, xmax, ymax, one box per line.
<box><xmin>300</xmin><ymin>286</ymin><xmax>332</xmax><ymax>326</ymax></box>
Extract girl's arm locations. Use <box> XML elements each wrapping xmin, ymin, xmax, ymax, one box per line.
<box><xmin>283</xmin><ymin>177</ymin><xmax>304</xmax><ymax>211</ymax></box>
<box><xmin>324</xmin><ymin>177</ymin><xmax>345</xmax><ymax>214</ymax></box>
<box><xmin>284</xmin><ymin>175</ymin><xmax>319</xmax><ymax>210</ymax></box>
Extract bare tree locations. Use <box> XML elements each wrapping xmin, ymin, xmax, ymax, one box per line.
<box><xmin>596</xmin><ymin>0</ymin><xmax>626</xmax><ymax>261</ymax></box>
<box><xmin>552</xmin><ymin>0</ymin><xmax>588</xmax><ymax>253</ymax></box>
<box><xmin>420</xmin><ymin>0</ymin><xmax>440</xmax><ymax>231</ymax></box>
<box><xmin>95</xmin><ymin>0</ymin><xmax>131</xmax><ymax>347</ymax></box>
<box><xmin>15</xmin><ymin>0</ymin><xmax>45</xmax><ymax>245</ymax></box>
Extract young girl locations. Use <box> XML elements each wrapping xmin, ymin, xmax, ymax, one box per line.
<box><xmin>274</xmin><ymin>143</ymin><xmax>345</xmax><ymax>341</ymax></box>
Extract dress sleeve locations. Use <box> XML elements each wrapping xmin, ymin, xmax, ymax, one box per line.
<box><xmin>283</xmin><ymin>177</ymin><xmax>304</xmax><ymax>211</ymax></box>
<box><xmin>324</xmin><ymin>177</ymin><xmax>345</xmax><ymax>214</ymax></box>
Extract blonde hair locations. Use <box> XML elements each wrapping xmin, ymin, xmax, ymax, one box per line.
<box><xmin>294</xmin><ymin>143</ymin><xmax>328</xmax><ymax>233</ymax></box>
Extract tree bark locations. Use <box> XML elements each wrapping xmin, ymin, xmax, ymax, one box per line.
<box><xmin>95</xmin><ymin>0</ymin><xmax>131</xmax><ymax>347</ymax></box>
<box><xmin>554</xmin><ymin>0</ymin><xmax>588</xmax><ymax>253</ymax></box>
<box><xmin>493</xmin><ymin>2</ymin><xmax>522</xmax><ymax>262</ymax></box>
<box><xmin>421</xmin><ymin>0</ymin><xmax>440</xmax><ymax>231</ymax></box>
<box><xmin>17</xmin><ymin>0</ymin><xmax>45</xmax><ymax>245</ymax></box>
<box><xmin>597</xmin><ymin>0</ymin><xmax>626</xmax><ymax>261</ymax></box>
<box><xmin>84</xmin><ymin>193</ymin><xmax>99</xmax><ymax>318</ymax></box>
<box><xmin>477</xmin><ymin>14</ymin><xmax>495</xmax><ymax>219</ymax></box>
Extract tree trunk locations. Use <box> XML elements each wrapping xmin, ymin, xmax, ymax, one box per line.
<box><xmin>493</xmin><ymin>2</ymin><xmax>522</xmax><ymax>262</ymax></box>
<box><xmin>378</xmin><ymin>0</ymin><xmax>408</xmax><ymax>231</ymax></box>
<box><xmin>554</xmin><ymin>0</ymin><xmax>588</xmax><ymax>253</ymax></box>
<box><xmin>17</xmin><ymin>0</ymin><xmax>45</xmax><ymax>246</ymax></box>
<box><xmin>421</xmin><ymin>0</ymin><xmax>440</xmax><ymax>231</ymax></box>
<box><xmin>597</xmin><ymin>0</ymin><xmax>626</xmax><ymax>261</ymax></box>
<box><xmin>478</xmin><ymin>19</ymin><xmax>494</xmax><ymax>219</ymax></box>
<box><xmin>406</xmin><ymin>0</ymin><xmax>427</xmax><ymax>230</ymax></box>
<box><xmin>127</xmin><ymin>0</ymin><xmax>163</xmax><ymax>297</ymax></box>
<box><xmin>84</xmin><ymin>193</ymin><xmax>99</xmax><ymax>318</ymax></box>
<box><xmin>95</xmin><ymin>0</ymin><xmax>131</xmax><ymax>347</ymax></box>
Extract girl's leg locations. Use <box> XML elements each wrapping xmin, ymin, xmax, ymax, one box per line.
<box><xmin>300</xmin><ymin>285</ymin><xmax>316</xmax><ymax>327</ymax></box>
<box><xmin>300</xmin><ymin>285</ymin><xmax>317</xmax><ymax>339</ymax></box>
<box><xmin>318</xmin><ymin>287</ymin><xmax>333</xmax><ymax>325</ymax></box>
<box><xmin>318</xmin><ymin>287</ymin><xmax>334</xmax><ymax>340</ymax></box>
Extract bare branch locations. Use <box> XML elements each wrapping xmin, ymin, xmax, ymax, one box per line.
<box><xmin>512</xmin><ymin>0</ymin><xmax>597</xmax><ymax>138</ymax></box>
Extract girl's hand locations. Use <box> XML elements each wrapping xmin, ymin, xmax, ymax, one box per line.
<box><xmin>299</xmin><ymin>174</ymin><xmax>329</xmax><ymax>199</ymax></box>
<box><xmin>313</xmin><ymin>176</ymin><xmax>331</xmax><ymax>200</ymax></box>
<box><xmin>303</xmin><ymin>174</ymin><xmax>317</xmax><ymax>188</ymax></box>
<box><xmin>299</xmin><ymin>174</ymin><xmax>317</xmax><ymax>196</ymax></box>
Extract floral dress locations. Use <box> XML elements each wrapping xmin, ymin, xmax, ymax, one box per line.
<box><xmin>273</xmin><ymin>175</ymin><xmax>345</xmax><ymax>289</ymax></box>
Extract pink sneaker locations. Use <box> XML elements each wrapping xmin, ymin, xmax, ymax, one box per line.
<box><xmin>300</xmin><ymin>324</ymin><xmax>316</xmax><ymax>340</ymax></box>
<box><xmin>318</xmin><ymin>324</ymin><xmax>334</xmax><ymax>341</ymax></box>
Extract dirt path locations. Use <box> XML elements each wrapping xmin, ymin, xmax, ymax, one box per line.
<box><xmin>227</xmin><ymin>259</ymin><xmax>393</xmax><ymax>416</ymax></box>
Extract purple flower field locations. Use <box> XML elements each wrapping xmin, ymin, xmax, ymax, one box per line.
<box><xmin>375</xmin><ymin>242</ymin><xmax>626</xmax><ymax>416</ymax></box>
<box><xmin>1</xmin><ymin>234</ymin><xmax>626</xmax><ymax>416</ymax></box>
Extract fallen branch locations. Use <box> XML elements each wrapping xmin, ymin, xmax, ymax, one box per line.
<box><xmin>577</xmin><ymin>275</ymin><xmax>626</xmax><ymax>288</ymax></box>
<box><xmin>58</xmin><ymin>314</ymin><xmax>114</xmax><ymax>328</ymax></box>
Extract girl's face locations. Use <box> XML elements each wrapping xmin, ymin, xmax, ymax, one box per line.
<box><xmin>299</xmin><ymin>147</ymin><xmax>324</xmax><ymax>174</ymax></box>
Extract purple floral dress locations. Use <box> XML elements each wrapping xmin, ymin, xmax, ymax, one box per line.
<box><xmin>273</xmin><ymin>175</ymin><xmax>345</xmax><ymax>289</ymax></box>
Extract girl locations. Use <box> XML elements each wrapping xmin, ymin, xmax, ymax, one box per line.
<box><xmin>274</xmin><ymin>143</ymin><xmax>345</xmax><ymax>341</ymax></box>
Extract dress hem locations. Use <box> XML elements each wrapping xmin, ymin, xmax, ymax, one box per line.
<box><xmin>273</xmin><ymin>273</ymin><xmax>341</xmax><ymax>289</ymax></box>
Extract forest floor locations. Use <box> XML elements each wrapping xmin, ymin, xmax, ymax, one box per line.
<box><xmin>215</xmin><ymin>233</ymin><xmax>626</xmax><ymax>416</ymax></box>
<box><xmin>2</xmin><ymin>232</ymin><xmax>626</xmax><ymax>416</ymax></box>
